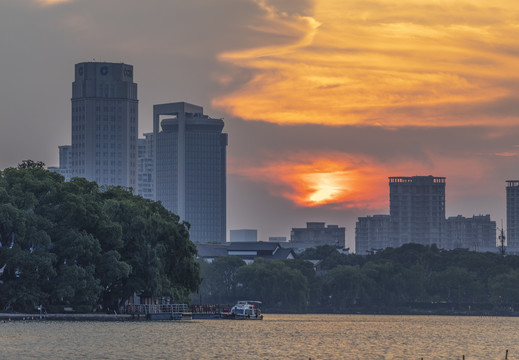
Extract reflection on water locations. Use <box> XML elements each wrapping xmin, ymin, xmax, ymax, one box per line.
<box><xmin>0</xmin><ymin>314</ymin><xmax>517</xmax><ymax>359</ymax></box>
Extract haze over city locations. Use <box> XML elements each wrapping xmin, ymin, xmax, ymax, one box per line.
<box><xmin>2</xmin><ymin>0</ymin><xmax>519</xmax><ymax>249</ymax></box>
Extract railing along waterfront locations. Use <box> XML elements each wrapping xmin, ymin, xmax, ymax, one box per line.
<box><xmin>125</xmin><ymin>304</ymin><xmax>187</xmax><ymax>315</ymax></box>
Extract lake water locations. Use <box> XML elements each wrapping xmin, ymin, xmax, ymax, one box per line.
<box><xmin>0</xmin><ymin>314</ymin><xmax>517</xmax><ymax>359</ymax></box>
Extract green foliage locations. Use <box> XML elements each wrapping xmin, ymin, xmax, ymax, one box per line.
<box><xmin>198</xmin><ymin>256</ymin><xmax>246</xmax><ymax>304</ymax></box>
<box><xmin>0</xmin><ymin>164</ymin><xmax>201</xmax><ymax>313</ymax></box>
<box><xmin>193</xmin><ymin>243</ymin><xmax>519</xmax><ymax>314</ymax></box>
<box><xmin>236</xmin><ymin>259</ymin><xmax>308</xmax><ymax>313</ymax></box>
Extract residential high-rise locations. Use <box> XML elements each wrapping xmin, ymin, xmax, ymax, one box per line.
<box><xmin>355</xmin><ymin>215</ymin><xmax>391</xmax><ymax>254</ymax></box>
<box><xmin>389</xmin><ymin>176</ymin><xmax>445</xmax><ymax>248</ymax></box>
<box><xmin>71</xmin><ymin>62</ymin><xmax>138</xmax><ymax>188</ymax></box>
<box><xmin>506</xmin><ymin>180</ymin><xmax>519</xmax><ymax>250</ymax></box>
<box><xmin>153</xmin><ymin>102</ymin><xmax>227</xmax><ymax>243</ymax></box>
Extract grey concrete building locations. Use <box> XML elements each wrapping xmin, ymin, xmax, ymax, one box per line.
<box><xmin>48</xmin><ymin>145</ymin><xmax>73</xmax><ymax>181</ymax></box>
<box><xmin>71</xmin><ymin>62</ymin><xmax>138</xmax><ymax>189</ymax></box>
<box><xmin>290</xmin><ymin>222</ymin><xmax>346</xmax><ymax>248</ymax></box>
<box><xmin>230</xmin><ymin>229</ymin><xmax>258</xmax><ymax>242</ymax></box>
<box><xmin>444</xmin><ymin>215</ymin><xmax>496</xmax><ymax>252</ymax></box>
<box><xmin>389</xmin><ymin>176</ymin><xmax>446</xmax><ymax>248</ymax></box>
<box><xmin>355</xmin><ymin>215</ymin><xmax>391</xmax><ymax>255</ymax></box>
<box><xmin>153</xmin><ymin>102</ymin><xmax>227</xmax><ymax>243</ymax></box>
<box><xmin>507</xmin><ymin>180</ymin><xmax>519</xmax><ymax>251</ymax></box>
<box><xmin>137</xmin><ymin>133</ymin><xmax>154</xmax><ymax>200</ymax></box>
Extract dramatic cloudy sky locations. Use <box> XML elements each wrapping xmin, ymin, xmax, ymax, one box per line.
<box><xmin>1</xmin><ymin>0</ymin><xmax>519</xmax><ymax>249</ymax></box>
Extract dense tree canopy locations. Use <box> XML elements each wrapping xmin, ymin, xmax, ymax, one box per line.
<box><xmin>0</xmin><ymin>164</ymin><xmax>201</xmax><ymax>313</ymax></box>
<box><xmin>196</xmin><ymin>244</ymin><xmax>519</xmax><ymax>315</ymax></box>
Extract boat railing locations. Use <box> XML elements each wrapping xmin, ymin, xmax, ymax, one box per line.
<box><xmin>126</xmin><ymin>304</ymin><xmax>187</xmax><ymax>314</ymax></box>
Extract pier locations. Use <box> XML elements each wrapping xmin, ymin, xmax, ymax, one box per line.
<box><xmin>125</xmin><ymin>303</ymin><xmax>189</xmax><ymax>320</ymax></box>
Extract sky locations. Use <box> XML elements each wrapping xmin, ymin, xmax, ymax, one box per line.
<box><xmin>1</xmin><ymin>0</ymin><xmax>519</xmax><ymax>250</ymax></box>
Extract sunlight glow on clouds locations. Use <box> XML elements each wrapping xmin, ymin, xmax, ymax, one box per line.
<box><xmin>229</xmin><ymin>151</ymin><xmax>491</xmax><ymax>209</ymax></box>
<box><xmin>214</xmin><ymin>0</ymin><xmax>519</xmax><ymax>127</ymax></box>
<box><xmin>37</xmin><ymin>0</ymin><xmax>72</xmax><ymax>5</ymax></box>
<box><xmin>230</xmin><ymin>153</ymin><xmax>407</xmax><ymax>209</ymax></box>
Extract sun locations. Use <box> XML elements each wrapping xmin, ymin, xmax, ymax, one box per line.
<box><xmin>305</xmin><ymin>171</ymin><xmax>348</xmax><ymax>205</ymax></box>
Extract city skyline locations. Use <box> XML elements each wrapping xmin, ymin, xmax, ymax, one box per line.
<box><xmin>2</xmin><ymin>1</ymin><xmax>519</xmax><ymax>249</ymax></box>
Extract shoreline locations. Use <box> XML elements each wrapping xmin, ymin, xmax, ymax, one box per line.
<box><xmin>0</xmin><ymin>313</ymin><xmax>133</xmax><ymax>321</ymax></box>
<box><xmin>1</xmin><ymin>310</ymin><xmax>519</xmax><ymax>322</ymax></box>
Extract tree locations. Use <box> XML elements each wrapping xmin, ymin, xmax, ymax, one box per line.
<box><xmin>198</xmin><ymin>256</ymin><xmax>246</xmax><ymax>304</ymax></box>
<box><xmin>489</xmin><ymin>270</ymin><xmax>519</xmax><ymax>309</ymax></box>
<box><xmin>0</xmin><ymin>164</ymin><xmax>201</xmax><ymax>312</ymax></box>
<box><xmin>236</xmin><ymin>259</ymin><xmax>308</xmax><ymax>313</ymax></box>
<box><xmin>324</xmin><ymin>265</ymin><xmax>372</xmax><ymax>312</ymax></box>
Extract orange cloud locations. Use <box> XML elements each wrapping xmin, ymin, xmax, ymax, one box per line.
<box><xmin>230</xmin><ymin>153</ymin><xmax>409</xmax><ymax>209</ymax></box>
<box><xmin>214</xmin><ymin>0</ymin><xmax>519</xmax><ymax>127</ymax></box>
<box><xmin>229</xmin><ymin>151</ymin><xmax>492</xmax><ymax>210</ymax></box>
<box><xmin>37</xmin><ymin>0</ymin><xmax>73</xmax><ymax>5</ymax></box>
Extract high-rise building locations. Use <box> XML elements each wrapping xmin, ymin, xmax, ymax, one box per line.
<box><xmin>506</xmin><ymin>180</ymin><xmax>519</xmax><ymax>250</ymax></box>
<box><xmin>71</xmin><ymin>62</ymin><xmax>138</xmax><ymax>189</ymax></box>
<box><xmin>153</xmin><ymin>102</ymin><xmax>227</xmax><ymax>243</ymax></box>
<box><xmin>48</xmin><ymin>145</ymin><xmax>73</xmax><ymax>181</ymax></box>
<box><xmin>355</xmin><ymin>215</ymin><xmax>391</xmax><ymax>254</ymax></box>
<box><xmin>137</xmin><ymin>133</ymin><xmax>154</xmax><ymax>200</ymax></box>
<box><xmin>389</xmin><ymin>176</ymin><xmax>445</xmax><ymax>248</ymax></box>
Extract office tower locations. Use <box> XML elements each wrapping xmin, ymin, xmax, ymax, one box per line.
<box><xmin>355</xmin><ymin>215</ymin><xmax>391</xmax><ymax>254</ymax></box>
<box><xmin>445</xmin><ymin>215</ymin><xmax>496</xmax><ymax>252</ymax></box>
<box><xmin>389</xmin><ymin>176</ymin><xmax>445</xmax><ymax>248</ymax></box>
<box><xmin>137</xmin><ymin>133</ymin><xmax>154</xmax><ymax>200</ymax></box>
<box><xmin>506</xmin><ymin>180</ymin><xmax>519</xmax><ymax>250</ymax></box>
<box><xmin>71</xmin><ymin>62</ymin><xmax>138</xmax><ymax>188</ymax></box>
<box><xmin>48</xmin><ymin>145</ymin><xmax>73</xmax><ymax>181</ymax></box>
<box><xmin>153</xmin><ymin>102</ymin><xmax>227</xmax><ymax>243</ymax></box>
<box><xmin>290</xmin><ymin>222</ymin><xmax>346</xmax><ymax>248</ymax></box>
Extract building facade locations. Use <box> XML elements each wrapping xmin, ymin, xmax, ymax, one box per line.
<box><xmin>230</xmin><ymin>229</ymin><xmax>258</xmax><ymax>242</ymax></box>
<box><xmin>137</xmin><ymin>133</ymin><xmax>154</xmax><ymax>200</ymax></box>
<box><xmin>355</xmin><ymin>215</ymin><xmax>391</xmax><ymax>255</ymax></box>
<box><xmin>153</xmin><ymin>102</ymin><xmax>227</xmax><ymax>243</ymax></box>
<box><xmin>71</xmin><ymin>62</ymin><xmax>138</xmax><ymax>189</ymax></box>
<box><xmin>290</xmin><ymin>222</ymin><xmax>346</xmax><ymax>248</ymax></box>
<box><xmin>48</xmin><ymin>145</ymin><xmax>73</xmax><ymax>181</ymax></box>
<box><xmin>507</xmin><ymin>180</ymin><xmax>519</xmax><ymax>250</ymax></box>
<box><xmin>389</xmin><ymin>176</ymin><xmax>446</xmax><ymax>248</ymax></box>
<box><xmin>444</xmin><ymin>215</ymin><xmax>496</xmax><ymax>252</ymax></box>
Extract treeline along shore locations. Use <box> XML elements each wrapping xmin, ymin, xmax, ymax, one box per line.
<box><xmin>2</xmin><ymin>162</ymin><xmax>519</xmax><ymax>317</ymax></box>
<box><xmin>197</xmin><ymin>244</ymin><xmax>519</xmax><ymax>316</ymax></box>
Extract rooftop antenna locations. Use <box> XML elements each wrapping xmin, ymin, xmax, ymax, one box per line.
<box><xmin>498</xmin><ymin>220</ymin><xmax>506</xmax><ymax>256</ymax></box>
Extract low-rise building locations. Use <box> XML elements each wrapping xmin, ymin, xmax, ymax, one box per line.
<box><xmin>196</xmin><ymin>242</ymin><xmax>296</xmax><ymax>264</ymax></box>
<box><xmin>290</xmin><ymin>222</ymin><xmax>346</xmax><ymax>249</ymax></box>
<box><xmin>230</xmin><ymin>229</ymin><xmax>258</xmax><ymax>242</ymax></box>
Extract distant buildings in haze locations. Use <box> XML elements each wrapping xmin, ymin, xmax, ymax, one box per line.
<box><xmin>52</xmin><ymin>62</ymin><xmax>227</xmax><ymax>243</ymax></box>
<box><xmin>49</xmin><ymin>62</ymin><xmax>509</xmax><ymax>253</ymax></box>
<box><xmin>389</xmin><ymin>176</ymin><xmax>445</xmax><ymax>248</ymax></box>
<box><xmin>70</xmin><ymin>62</ymin><xmax>138</xmax><ymax>188</ymax></box>
<box><xmin>507</xmin><ymin>180</ymin><xmax>519</xmax><ymax>252</ymax></box>
<box><xmin>230</xmin><ymin>229</ymin><xmax>258</xmax><ymax>242</ymax></box>
<box><xmin>355</xmin><ymin>175</ymin><xmax>498</xmax><ymax>254</ymax></box>
<box><xmin>153</xmin><ymin>102</ymin><xmax>227</xmax><ymax>243</ymax></box>
<box><xmin>289</xmin><ymin>222</ymin><xmax>346</xmax><ymax>252</ymax></box>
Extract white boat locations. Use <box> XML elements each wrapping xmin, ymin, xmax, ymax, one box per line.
<box><xmin>229</xmin><ymin>300</ymin><xmax>263</xmax><ymax>320</ymax></box>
